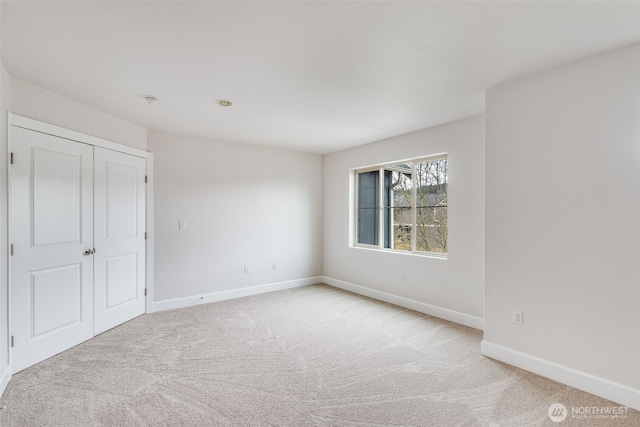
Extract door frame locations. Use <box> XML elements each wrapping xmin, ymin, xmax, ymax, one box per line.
<box><xmin>7</xmin><ymin>112</ymin><xmax>154</xmax><ymax>373</ymax></box>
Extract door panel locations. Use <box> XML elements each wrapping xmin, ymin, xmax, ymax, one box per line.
<box><xmin>94</xmin><ymin>147</ymin><xmax>146</xmax><ymax>335</ymax></box>
<box><xmin>105</xmin><ymin>253</ymin><xmax>138</xmax><ymax>309</ymax></box>
<box><xmin>10</xmin><ymin>126</ymin><xmax>94</xmax><ymax>372</ymax></box>
<box><xmin>32</xmin><ymin>148</ymin><xmax>83</xmax><ymax>246</ymax></box>
<box><xmin>31</xmin><ymin>264</ymin><xmax>83</xmax><ymax>337</ymax></box>
<box><xmin>106</xmin><ymin>162</ymin><xmax>138</xmax><ymax>238</ymax></box>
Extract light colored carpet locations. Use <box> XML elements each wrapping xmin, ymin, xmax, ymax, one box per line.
<box><xmin>0</xmin><ymin>284</ymin><xmax>637</xmax><ymax>426</ymax></box>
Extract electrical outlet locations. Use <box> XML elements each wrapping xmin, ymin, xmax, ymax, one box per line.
<box><xmin>178</xmin><ymin>220</ymin><xmax>186</xmax><ymax>230</ymax></box>
<box><xmin>399</xmin><ymin>273</ymin><xmax>404</xmax><ymax>281</ymax></box>
<box><xmin>513</xmin><ymin>310</ymin><xmax>523</xmax><ymax>325</ymax></box>
<box><xmin>244</xmin><ymin>266</ymin><xmax>249</xmax><ymax>274</ymax></box>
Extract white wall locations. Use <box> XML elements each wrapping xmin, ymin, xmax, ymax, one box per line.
<box><xmin>323</xmin><ymin>115</ymin><xmax>485</xmax><ymax>327</ymax></box>
<box><xmin>483</xmin><ymin>44</ymin><xmax>640</xmax><ymax>405</ymax></box>
<box><xmin>9</xmin><ymin>78</ymin><xmax>147</xmax><ymax>151</ymax></box>
<box><xmin>0</xmin><ymin>63</ymin><xmax>10</xmax><ymax>396</ymax></box>
<box><xmin>148</xmin><ymin>131</ymin><xmax>323</xmax><ymax>306</ymax></box>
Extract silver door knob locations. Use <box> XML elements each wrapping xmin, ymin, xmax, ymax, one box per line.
<box><xmin>84</xmin><ymin>248</ymin><xmax>96</xmax><ymax>256</ymax></box>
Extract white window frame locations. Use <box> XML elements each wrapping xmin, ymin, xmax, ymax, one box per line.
<box><xmin>352</xmin><ymin>153</ymin><xmax>448</xmax><ymax>258</ymax></box>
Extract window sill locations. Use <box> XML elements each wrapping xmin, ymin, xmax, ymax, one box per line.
<box><xmin>351</xmin><ymin>244</ymin><xmax>448</xmax><ymax>260</ymax></box>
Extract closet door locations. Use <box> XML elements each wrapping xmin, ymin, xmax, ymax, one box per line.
<box><xmin>10</xmin><ymin>126</ymin><xmax>94</xmax><ymax>372</ymax></box>
<box><xmin>93</xmin><ymin>147</ymin><xmax>146</xmax><ymax>335</ymax></box>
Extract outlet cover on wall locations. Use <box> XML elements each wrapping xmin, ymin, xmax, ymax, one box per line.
<box><xmin>513</xmin><ymin>310</ymin><xmax>523</xmax><ymax>325</ymax></box>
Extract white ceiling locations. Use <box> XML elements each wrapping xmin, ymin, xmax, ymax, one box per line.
<box><xmin>2</xmin><ymin>1</ymin><xmax>639</xmax><ymax>154</ymax></box>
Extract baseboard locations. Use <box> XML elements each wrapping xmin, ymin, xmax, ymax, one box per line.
<box><xmin>0</xmin><ymin>365</ymin><xmax>11</xmax><ymax>399</ymax></box>
<box><xmin>152</xmin><ymin>277</ymin><xmax>322</xmax><ymax>313</ymax></box>
<box><xmin>322</xmin><ymin>276</ymin><xmax>484</xmax><ymax>330</ymax></box>
<box><xmin>481</xmin><ymin>340</ymin><xmax>640</xmax><ymax>411</ymax></box>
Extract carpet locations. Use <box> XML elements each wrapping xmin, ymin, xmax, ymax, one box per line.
<box><xmin>1</xmin><ymin>284</ymin><xmax>637</xmax><ymax>426</ymax></box>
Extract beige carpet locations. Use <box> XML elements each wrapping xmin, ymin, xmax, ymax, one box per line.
<box><xmin>0</xmin><ymin>284</ymin><xmax>637</xmax><ymax>426</ymax></box>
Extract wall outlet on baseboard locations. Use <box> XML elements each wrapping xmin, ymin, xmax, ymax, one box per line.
<box><xmin>513</xmin><ymin>310</ymin><xmax>523</xmax><ymax>325</ymax></box>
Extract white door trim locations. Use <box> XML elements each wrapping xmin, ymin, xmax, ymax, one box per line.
<box><xmin>9</xmin><ymin>113</ymin><xmax>148</xmax><ymax>159</ymax></box>
<box><xmin>145</xmin><ymin>153</ymin><xmax>155</xmax><ymax>313</ymax></box>
<box><xmin>7</xmin><ymin>112</ymin><xmax>154</xmax><ymax>372</ymax></box>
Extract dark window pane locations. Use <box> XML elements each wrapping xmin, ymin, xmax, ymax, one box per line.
<box><xmin>357</xmin><ymin>171</ymin><xmax>379</xmax><ymax>245</ymax></box>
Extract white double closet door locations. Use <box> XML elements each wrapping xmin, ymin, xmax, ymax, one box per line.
<box><xmin>10</xmin><ymin>126</ymin><xmax>146</xmax><ymax>372</ymax></box>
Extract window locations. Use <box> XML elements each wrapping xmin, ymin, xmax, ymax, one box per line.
<box><xmin>355</xmin><ymin>155</ymin><xmax>448</xmax><ymax>255</ymax></box>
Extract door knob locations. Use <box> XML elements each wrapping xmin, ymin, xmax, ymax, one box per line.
<box><xmin>84</xmin><ymin>248</ymin><xmax>96</xmax><ymax>256</ymax></box>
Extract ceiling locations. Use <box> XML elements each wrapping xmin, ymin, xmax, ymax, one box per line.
<box><xmin>2</xmin><ymin>1</ymin><xmax>639</xmax><ymax>154</ymax></box>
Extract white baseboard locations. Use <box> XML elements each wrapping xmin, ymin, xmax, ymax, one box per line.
<box><xmin>151</xmin><ymin>277</ymin><xmax>322</xmax><ymax>313</ymax></box>
<box><xmin>322</xmin><ymin>276</ymin><xmax>484</xmax><ymax>330</ymax></box>
<box><xmin>0</xmin><ymin>365</ymin><xmax>11</xmax><ymax>399</ymax></box>
<box><xmin>481</xmin><ymin>340</ymin><xmax>640</xmax><ymax>411</ymax></box>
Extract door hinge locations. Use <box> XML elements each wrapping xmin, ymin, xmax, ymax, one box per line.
<box><xmin>144</xmin><ymin>231</ymin><xmax>147</xmax><ymax>240</ymax></box>
<box><xmin>144</xmin><ymin>289</ymin><xmax>147</xmax><ymax>297</ymax></box>
<box><xmin>10</xmin><ymin>152</ymin><xmax>14</xmax><ymax>165</ymax></box>
<box><xmin>145</xmin><ymin>175</ymin><xmax>148</xmax><ymax>183</ymax></box>
<box><xmin>10</xmin><ymin>244</ymin><xmax>13</xmax><ymax>256</ymax></box>
<box><xmin>11</xmin><ymin>336</ymin><xmax>14</xmax><ymax>348</ymax></box>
